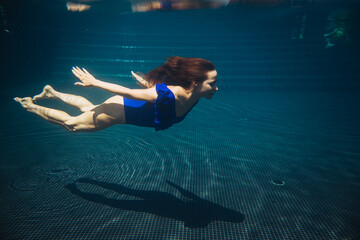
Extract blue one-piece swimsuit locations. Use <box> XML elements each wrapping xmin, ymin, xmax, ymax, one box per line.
<box><xmin>123</xmin><ymin>83</ymin><xmax>196</xmax><ymax>131</ymax></box>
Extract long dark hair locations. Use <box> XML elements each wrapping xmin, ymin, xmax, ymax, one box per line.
<box><xmin>143</xmin><ymin>56</ymin><xmax>216</xmax><ymax>90</ymax></box>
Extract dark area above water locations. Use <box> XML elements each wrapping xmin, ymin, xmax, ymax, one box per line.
<box><xmin>1</xmin><ymin>0</ymin><xmax>359</xmax><ymax>93</ymax></box>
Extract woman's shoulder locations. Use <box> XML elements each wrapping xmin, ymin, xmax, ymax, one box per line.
<box><xmin>166</xmin><ymin>85</ymin><xmax>187</xmax><ymax>99</ymax></box>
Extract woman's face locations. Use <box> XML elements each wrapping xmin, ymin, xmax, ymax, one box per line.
<box><xmin>198</xmin><ymin>70</ymin><xmax>218</xmax><ymax>99</ymax></box>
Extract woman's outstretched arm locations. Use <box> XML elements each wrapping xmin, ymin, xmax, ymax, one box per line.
<box><xmin>72</xmin><ymin>67</ymin><xmax>157</xmax><ymax>102</ymax></box>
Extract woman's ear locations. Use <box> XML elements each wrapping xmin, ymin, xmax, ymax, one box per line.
<box><xmin>187</xmin><ymin>81</ymin><xmax>198</xmax><ymax>93</ymax></box>
<box><xmin>191</xmin><ymin>82</ymin><xmax>199</xmax><ymax>92</ymax></box>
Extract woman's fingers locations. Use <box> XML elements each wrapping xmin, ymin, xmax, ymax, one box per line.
<box><xmin>72</xmin><ymin>67</ymin><xmax>82</xmax><ymax>78</ymax></box>
<box><xmin>72</xmin><ymin>67</ymin><xmax>94</xmax><ymax>79</ymax></box>
<box><xmin>131</xmin><ymin>71</ymin><xmax>142</xmax><ymax>80</ymax></box>
<box><xmin>71</xmin><ymin>68</ymin><xmax>79</xmax><ymax>77</ymax></box>
<box><xmin>72</xmin><ymin>67</ymin><xmax>87</xmax><ymax>86</ymax></box>
<box><xmin>72</xmin><ymin>66</ymin><xmax>85</xmax><ymax>74</ymax></box>
<box><xmin>72</xmin><ymin>71</ymin><xmax>81</xmax><ymax>80</ymax></box>
<box><xmin>82</xmin><ymin>68</ymin><xmax>90</xmax><ymax>74</ymax></box>
<box><xmin>72</xmin><ymin>66</ymin><xmax>96</xmax><ymax>88</ymax></box>
<box><xmin>72</xmin><ymin>66</ymin><xmax>90</xmax><ymax>81</ymax></box>
<box><xmin>131</xmin><ymin>71</ymin><xmax>148</xmax><ymax>88</ymax></box>
<box><xmin>72</xmin><ymin>66</ymin><xmax>84</xmax><ymax>75</ymax></box>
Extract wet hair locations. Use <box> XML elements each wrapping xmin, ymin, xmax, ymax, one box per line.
<box><xmin>144</xmin><ymin>56</ymin><xmax>216</xmax><ymax>90</ymax></box>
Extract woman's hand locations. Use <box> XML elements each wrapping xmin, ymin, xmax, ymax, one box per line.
<box><xmin>131</xmin><ymin>71</ymin><xmax>152</xmax><ymax>88</ymax></box>
<box><xmin>72</xmin><ymin>66</ymin><xmax>98</xmax><ymax>87</ymax></box>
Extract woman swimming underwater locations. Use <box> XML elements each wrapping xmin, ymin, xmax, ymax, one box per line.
<box><xmin>14</xmin><ymin>56</ymin><xmax>218</xmax><ymax>132</ymax></box>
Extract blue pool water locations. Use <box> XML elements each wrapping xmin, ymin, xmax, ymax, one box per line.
<box><xmin>1</xmin><ymin>1</ymin><xmax>360</xmax><ymax>239</ymax></box>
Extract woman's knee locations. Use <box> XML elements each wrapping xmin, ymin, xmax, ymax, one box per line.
<box><xmin>64</xmin><ymin>121</ymin><xmax>92</xmax><ymax>132</ymax></box>
<box><xmin>80</xmin><ymin>105</ymin><xmax>96</xmax><ymax>112</ymax></box>
<box><xmin>64</xmin><ymin>114</ymin><xmax>97</xmax><ymax>132</ymax></box>
<box><xmin>64</xmin><ymin>117</ymin><xmax>86</xmax><ymax>132</ymax></box>
<box><xmin>64</xmin><ymin>118</ymin><xmax>80</xmax><ymax>132</ymax></box>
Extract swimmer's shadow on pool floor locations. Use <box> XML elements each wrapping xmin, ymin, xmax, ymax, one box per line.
<box><xmin>65</xmin><ymin>178</ymin><xmax>244</xmax><ymax>228</ymax></box>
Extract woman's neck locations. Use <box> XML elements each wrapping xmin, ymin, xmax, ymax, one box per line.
<box><xmin>183</xmin><ymin>88</ymin><xmax>201</xmax><ymax>108</ymax></box>
<box><xmin>174</xmin><ymin>87</ymin><xmax>200</xmax><ymax>116</ymax></box>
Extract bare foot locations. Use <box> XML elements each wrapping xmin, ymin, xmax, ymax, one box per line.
<box><xmin>14</xmin><ymin>97</ymin><xmax>34</xmax><ymax>111</ymax></box>
<box><xmin>33</xmin><ymin>85</ymin><xmax>56</xmax><ymax>101</ymax></box>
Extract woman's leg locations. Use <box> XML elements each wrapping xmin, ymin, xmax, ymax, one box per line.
<box><xmin>14</xmin><ymin>97</ymin><xmax>75</xmax><ymax>131</ymax></box>
<box><xmin>14</xmin><ymin>95</ymin><xmax>125</xmax><ymax>132</ymax></box>
<box><xmin>33</xmin><ymin>85</ymin><xmax>94</xmax><ymax>112</ymax></box>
